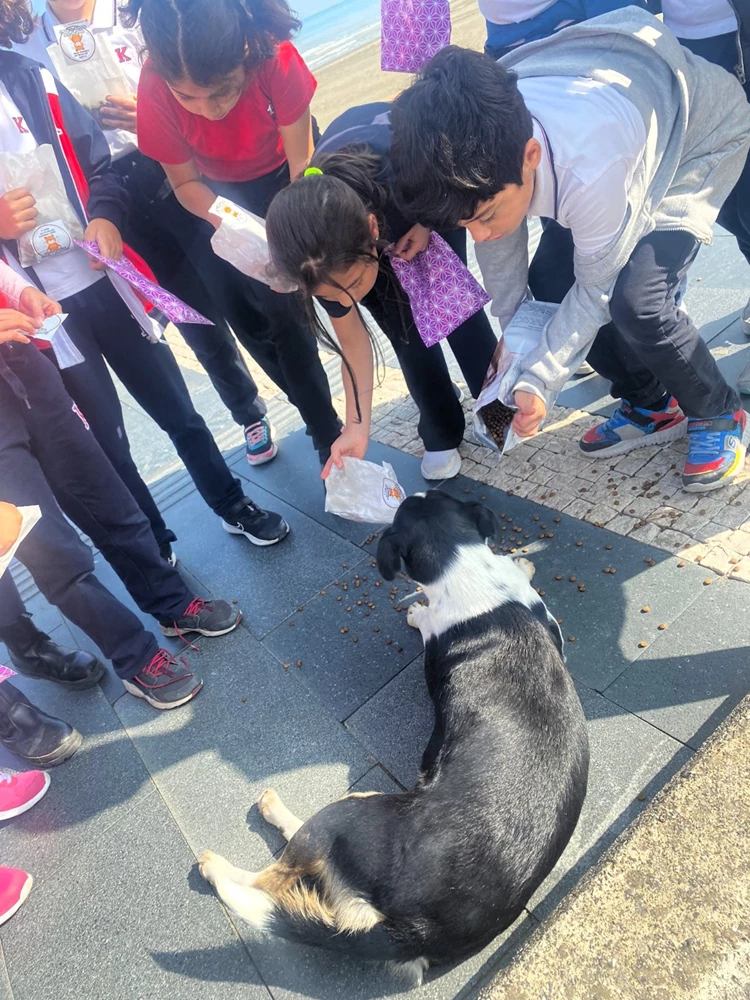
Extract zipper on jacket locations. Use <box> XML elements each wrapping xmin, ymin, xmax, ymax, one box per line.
<box><xmin>726</xmin><ymin>0</ymin><xmax>746</xmax><ymax>83</ymax></box>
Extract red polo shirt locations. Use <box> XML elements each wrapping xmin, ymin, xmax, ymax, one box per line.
<box><xmin>137</xmin><ymin>41</ymin><xmax>316</xmax><ymax>182</ymax></box>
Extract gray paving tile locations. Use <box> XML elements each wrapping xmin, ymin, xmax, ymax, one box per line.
<box><xmin>688</xmin><ymin>236</ymin><xmax>749</xmax><ymax>289</ymax></box>
<box><xmin>264</xmin><ymin>559</ymin><xmax>424</xmax><ymax>720</ymax></box>
<box><xmin>113</xmin><ymin>624</ymin><xmax>374</xmax><ymax>871</ymax></box>
<box><xmin>0</xmin><ymin>795</ymin><xmax>268</xmax><ymax>1000</ymax></box>
<box><xmin>346</xmin><ymin>656</ymin><xmax>433</xmax><ymax>788</ymax></box>
<box><xmin>438</xmin><ymin>477</ymin><xmax>711</xmax><ymax>691</ymax></box>
<box><xmin>156</xmin><ymin>483</ymin><xmax>363</xmax><ymax>639</ymax></box>
<box><xmin>604</xmin><ymin>577</ymin><xmax>750</xmax><ymax>750</ymax></box>
<box><xmin>0</xmin><ymin>640</ymin><xmax>155</xmax><ymax>884</ymax></box>
<box><xmin>349</xmin><ymin>764</ymin><xmax>404</xmax><ymax>794</ymax></box>
<box><xmin>239</xmin><ymin>908</ymin><xmax>534</xmax><ymax>1000</ymax></box>
<box><xmin>0</xmin><ymin>944</ymin><xmax>12</xmax><ymax>1000</ymax></box>
<box><xmin>529</xmin><ymin>683</ymin><xmax>691</xmax><ymax>920</ymax></box>
<box><xmin>231</xmin><ymin>428</ymin><xmax>432</xmax><ymax>546</ymax></box>
<box><xmin>3</xmin><ymin>585</ymin><xmax>64</xmax><ymax>636</ymax></box>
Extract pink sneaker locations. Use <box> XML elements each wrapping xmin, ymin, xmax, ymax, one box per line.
<box><xmin>0</xmin><ymin>769</ymin><xmax>51</xmax><ymax>821</ymax></box>
<box><xmin>0</xmin><ymin>867</ymin><xmax>33</xmax><ymax>926</ymax></box>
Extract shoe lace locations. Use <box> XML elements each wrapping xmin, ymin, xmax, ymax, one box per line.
<box><xmin>688</xmin><ymin>429</ymin><xmax>725</xmax><ymax>463</ymax></box>
<box><xmin>0</xmin><ymin>771</ymin><xmax>10</xmax><ymax>785</ymax></box>
<box><xmin>144</xmin><ymin>649</ymin><xmax>180</xmax><ymax>680</ymax></box>
<box><xmin>245</xmin><ymin>422</ymin><xmax>268</xmax><ymax>447</ymax></box>
<box><xmin>184</xmin><ymin>597</ymin><xmax>212</xmax><ymax>617</ymax></box>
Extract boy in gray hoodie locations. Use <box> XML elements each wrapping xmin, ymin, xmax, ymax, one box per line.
<box><xmin>391</xmin><ymin>7</ymin><xmax>750</xmax><ymax>493</ymax></box>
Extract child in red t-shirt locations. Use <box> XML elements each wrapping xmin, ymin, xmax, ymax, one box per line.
<box><xmin>125</xmin><ymin>0</ymin><xmax>342</xmax><ymax>464</ymax></box>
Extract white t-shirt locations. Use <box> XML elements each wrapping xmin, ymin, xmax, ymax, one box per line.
<box><xmin>478</xmin><ymin>0</ymin><xmax>555</xmax><ymax>24</ymax></box>
<box><xmin>20</xmin><ymin>0</ymin><xmax>143</xmax><ymax>161</ymax></box>
<box><xmin>0</xmin><ymin>78</ymin><xmax>102</xmax><ymax>301</ymax></box>
<box><xmin>660</xmin><ymin>0</ymin><xmax>738</xmax><ymax>39</ymax></box>
<box><xmin>519</xmin><ymin>76</ymin><xmax>646</xmax><ymax>257</ymax></box>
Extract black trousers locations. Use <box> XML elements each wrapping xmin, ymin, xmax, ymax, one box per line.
<box><xmin>680</xmin><ymin>33</ymin><xmax>750</xmax><ymax>266</ymax></box>
<box><xmin>58</xmin><ymin>278</ymin><xmax>247</xmax><ymax>548</ymax></box>
<box><xmin>113</xmin><ymin>152</ymin><xmax>265</xmax><ymax>428</ymax></box>
<box><xmin>0</xmin><ymin>342</ymin><xmax>192</xmax><ymax>679</ymax></box>
<box><xmin>363</xmin><ymin>227</ymin><xmax>498</xmax><ymax>451</ymax></box>
<box><xmin>192</xmin><ymin>163</ymin><xmax>342</xmax><ymax>455</ymax></box>
<box><xmin>529</xmin><ymin>221</ymin><xmax>740</xmax><ymax>417</ymax></box>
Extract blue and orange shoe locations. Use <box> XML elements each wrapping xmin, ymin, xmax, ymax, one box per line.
<box><xmin>245</xmin><ymin>417</ymin><xmax>278</xmax><ymax>466</ymax></box>
<box><xmin>579</xmin><ymin>396</ymin><xmax>687</xmax><ymax>458</ymax></box>
<box><xmin>682</xmin><ymin>410</ymin><xmax>747</xmax><ymax>493</ymax></box>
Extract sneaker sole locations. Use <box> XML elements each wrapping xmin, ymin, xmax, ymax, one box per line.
<box><xmin>160</xmin><ymin>611</ymin><xmax>243</xmax><ymax>638</ymax></box>
<box><xmin>247</xmin><ymin>443</ymin><xmax>278</xmax><ymax>467</ymax></box>
<box><xmin>421</xmin><ymin>453</ymin><xmax>463</xmax><ymax>480</ymax></box>
<box><xmin>0</xmin><ymin>872</ymin><xmax>33</xmax><ymax>927</ymax></box>
<box><xmin>683</xmin><ymin>442</ymin><xmax>747</xmax><ymax>494</ymax></box>
<box><xmin>122</xmin><ymin>677</ymin><xmax>204</xmax><ymax>710</ymax></box>
<box><xmin>581</xmin><ymin>419</ymin><xmax>687</xmax><ymax>459</ymax></box>
<box><xmin>0</xmin><ymin>771</ymin><xmax>51</xmax><ymax>821</ymax></box>
<box><xmin>221</xmin><ymin>519</ymin><xmax>290</xmax><ymax>547</ymax></box>
<box><xmin>9</xmin><ymin>657</ymin><xmax>106</xmax><ymax>691</ymax></box>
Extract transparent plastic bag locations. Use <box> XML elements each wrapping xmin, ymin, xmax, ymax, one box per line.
<box><xmin>473</xmin><ymin>300</ymin><xmax>559</xmax><ymax>455</ymax></box>
<box><xmin>48</xmin><ymin>21</ymin><xmax>132</xmax><ymax>128</ymax></box>
<box><xmin>32</xmin><ymin>313</ymin><xmax>85</xmax><ymax>369</ymax></box>
<box><xmin>0</xmin><ymin>145</ymin><xmax>84</xmax><ymax>268</ymax></box>
<box><xmin>209</xmin><ymin>196</ymin><xmax>297</xmax><ymax>292</ymax></box>
<box><xmin>325</xmin><ymin>457</ymin><xmax>406</xmax><ymax>523</ymax></box>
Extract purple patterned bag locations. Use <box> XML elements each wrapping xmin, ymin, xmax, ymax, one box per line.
<box><xmin>381</xmin><ymin>0</ymin><xmax>451</xmax><ymax>74</ymax></box>
<box><xmin>390</xmin><ymin>232</ymin><xmax>490</xmax><ymax>347</ymax></box>
<box><xmin>75</xmin><ymin>241</ymin><xmax>214</xmax><ymax>326</ymax></box>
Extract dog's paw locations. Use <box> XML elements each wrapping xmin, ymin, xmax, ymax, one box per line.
<box><xmin>258</xmin><ymin>788</ymin><xmax>280</xmax><ymax>820</ymax></box>
<box><xmin>407</xmin><ymin>602</ymin><xmax>424</xmax><ymax>629</ymax></box>
<box><xmin>515</xmin><ymin>557</ymin><xmax>536</xmax><ymax>581</ymax></box>
<box><xmin>198</xmin><ymin>849</ymin><xmax>224</xmax><ymax>884</ymax></box>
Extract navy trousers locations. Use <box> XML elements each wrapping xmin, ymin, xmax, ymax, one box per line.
<box><xmin>58</xmin><ymin>278</ymin><xmax>247</xmax><ymax>548</ymax></box>
<box><xmin>0</xmin><ymin>342</ymin><xmax>192</xmax><ymax>679</ymax></box>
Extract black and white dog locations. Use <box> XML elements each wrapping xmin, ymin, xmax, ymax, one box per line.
<box><xmin>199</xmin><ymin>491</ymin><xmax>589</xmax><ymax>983</ymax></box>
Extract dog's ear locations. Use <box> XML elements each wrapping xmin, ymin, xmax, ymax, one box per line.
<box><xmin>377</xmin><ymin>526</ymin><xmax>404</xmax><ymax>580</ymax></box>
<box><xmin>467</xmin><ymin>502</ymin><xmax>501</xmax><ymax>543</ymax></box>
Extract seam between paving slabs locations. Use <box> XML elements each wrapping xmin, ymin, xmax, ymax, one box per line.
<box><xmin>0</xmin><ymin>941</ymin><xmax>14</xmax><ymax>1000</ymax></box>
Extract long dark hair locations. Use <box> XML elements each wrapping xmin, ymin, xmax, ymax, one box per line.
<box><xmin>266</xmin><ymin>146</ymin><xmax>401</xmax><ymax>419</ymax></box>
<box><xmin>122</xmin><ymin>0</ymin><xmax>300</xmax><ymax>85</ymax></box>
<box><xmin>0</xmin><ymin>0</ymin><xmax>33</xmax><ymax>48</ymax></box>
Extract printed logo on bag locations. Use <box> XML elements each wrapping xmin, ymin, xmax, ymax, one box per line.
<box><xmin>31</xmin><ymin>222</ymin><xmax>72</xmax><ymax>262</ymax></box>
<box><xmin>114</xmin><ymin>45</ymin><xmax>131</xmax><ymax>63</ymax></box>
<box><xmin>58</xmin><ymin>23</ymin><xmax>97</xmax><ymax>62</ymax></box>
<box><xmin>382</xmin><ymin>480</ymin><xmax>406</xmax><ymax>508</ymax></box>
<box><xmin>0</xmin><ymin>666</ymin><xmax>17</xmax><ymax>684</ymax></box>
<box><xmin>12</xmin><ymin>116</ymin><xmax>29</xmax><ymax>134</ymax></box>
<box><xmin>71</xmin><ymin>403</ymin><xmax>90</xmax><ymax>430</ymax></box>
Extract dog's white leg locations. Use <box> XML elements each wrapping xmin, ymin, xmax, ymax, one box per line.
<box><xmin>258</xmin><ymin>788</ymin><xmax>304</xmax><ymax>841</ymax></box>
<box><xmin>514</xmin><ymin>557</ymin><xmax>536</xmax><ymax>581</ymax></box>
<box><xmin>198</xmin><ymin>851</ymin><xmax>275</xmax><ymax>929</ymax></box>
<box><xmin>407</xmin><ymin>602</ymin><xmax>429</xmax><ymax>631</ymax></box>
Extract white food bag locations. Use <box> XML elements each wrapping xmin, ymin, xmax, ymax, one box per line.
<box><xmin>325</xmin><ymin>457</ymin><xmax>406</xmax><ymax>523</ymax></box>
<box><xmin>473</xmin><ymin>300</ymin><xmax>559</xmax><ymax>455</ymax></box>
<box><xmin>209</xmin><ymin>196</ymin><xmax>297</xmax><ymax>292</ymax></box>
<box><xmin>31</xmin><ymin>313</ymin><xmax>84</xmax><ymax>369</ymax></box>
<box><xmin>0</xmin><ymin>145</ymin><xmax>85</xmax><ymax>268</ymax></box>
<box><xmin>48</xmin><ymin>21</ymin><xmax>132</xmax><ymax>127</ymax></box>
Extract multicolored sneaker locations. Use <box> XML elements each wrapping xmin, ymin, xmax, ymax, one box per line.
<box><xmin>682</xmin><ymin>410</ymin><xmax>747</xmax><ymax>493</ymax></box>
<box><xmin>0</xmin><ymin>769</ymin><xmax>50</xmax><ymax>821</ymax></box>
<box><xmin>159</xmin><ymin>597</ymin><xmax>242</xmax><ymax>638</ymax></box>
<box><xmin>579</xmin><ymin>396</ymin><xmax>686</xmax><ymax>458</ymax></box>
<box><xmin>0</xmin><ymin>867</ymin><xmax>33</xmax><ymax>926</ymax></box>
<box><xmin>122</xmin><ymin>649</ymin><xmax>203</xmax><ymax>710</ymax></box>
<box><xmin>245</xmin><ymin>418</ymin><xmax>278</xmax><ymax>466</ymax></box>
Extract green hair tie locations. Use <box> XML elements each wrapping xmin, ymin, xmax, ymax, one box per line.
<box><xmin>304</xmin><ymin>166</ymin><xmax>323</xmax><ymax>177</ymax></box>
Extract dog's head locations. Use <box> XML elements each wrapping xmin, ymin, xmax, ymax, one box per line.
<box><xmin>376</xmin><ymin>490</ymin><xmax>501</xmax><ymax>583</ymax></box>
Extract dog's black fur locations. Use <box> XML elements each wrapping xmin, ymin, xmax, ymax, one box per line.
<box><xmin>201</xmin><ymin>491</ymin><xmax>589</xmax><ymax>973</ymax></box>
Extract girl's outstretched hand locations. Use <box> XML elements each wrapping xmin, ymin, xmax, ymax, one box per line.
<box><xmin>0</xmin><ymin>309</ymin><xmax>36</xmax><ymax>344</ymax></box>
<box><xmin>18</xmin><ymin>287</ymin><xmax>61</xmax><ymax>327</ymax></box>
<box><xmin>512</xmin><ymin>390</ymin><xmax>547</xmax><ymax>438</ymax></box>
<box><xmin>321</xmin><ymin>423</ymin><xmax>370</xmax><ymax>480</ymax></box>
<box><xmin>393</xmin><ymin>223</ymin><xmax>430</xmax><ymax>261</ymax></box>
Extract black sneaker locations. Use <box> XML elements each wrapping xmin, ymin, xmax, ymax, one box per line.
<box><xmin>122</xmin><ymin>649</ymin><xmax>203</xmax><ymax>710</ymax></box>
<box><xmin>159</xmin><ymin>597</ymin><xmax>242</xmax><ymax>638</ymax></box>
<box><xmin>221</xmin><ymin>497</ymin><xmax>290</xmax><ymax>546</ymax></box>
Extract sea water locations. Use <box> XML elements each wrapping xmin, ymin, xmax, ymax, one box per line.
<box><xmin>294</xmin><ymin>0</ymin><xmax>381</xmax><ymax>70</ymax></box>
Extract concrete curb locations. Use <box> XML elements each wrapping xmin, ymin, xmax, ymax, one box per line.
<box><xmin>473</xmin><ymin>697</ymin><xmax>750</xmax><ymax>1000</ymax></box>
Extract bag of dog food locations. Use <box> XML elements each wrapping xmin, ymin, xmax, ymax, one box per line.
<box><xmin>48</xmin><ymin>21</ymin><xmax>132</xmax><ymax>128</ymax></box>
<box><xmin>325</xmin><ymin>457</ymin><xmax>406</xmax><ymax>523</ymax></box>
<box><xmin>0</xmin><ymin>145</ymin><xmax>85</xmax><ymax>268</ymax></box>
<box><xmin>209</xmin><ymin>196</ymin><xmax>297</xmax><ymax>292</ymax></box>
<box><xmin>473</xmin><ymin>300</ymin><xmax>559</xmax><ymax>455</ymax></box>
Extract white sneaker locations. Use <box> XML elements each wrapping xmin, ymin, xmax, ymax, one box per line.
<box><xmin>742</xmin><ymin>298</ymin><xmax>750</xmax><ymax>338</ymax></box>
<box><xmin>421</xmin><ymin>448</ymin><xmax>462</xmax><ymax>480</ymax></box>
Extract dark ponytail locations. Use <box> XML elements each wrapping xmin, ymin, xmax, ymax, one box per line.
<box><xmin>122</xmin><ymin>0</ymin><xmax>300</xmax><ymax>85</ymax></box>
<box><xmin>0</xmin><ymin>0</ymin><xmax>33</xmax><ymax>49</ymax></box>
<box><xmin>266</xmin><ymin>145</ymin><xmax>405</xmax><ymax>420</ymax></box>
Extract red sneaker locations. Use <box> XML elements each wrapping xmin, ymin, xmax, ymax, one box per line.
<box><xmin>0</xmin><ymin>769</ymin><xmax>50</xmax><ymax>821</ymax></box>
<box><xmin>0</xmin><ymin>867</ymin><xmax>33</xmax><ymax>926</ymax></box>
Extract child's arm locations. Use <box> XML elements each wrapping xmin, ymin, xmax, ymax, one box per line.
<box><xmin>162</xmin><ymin>160</ymin><xmax>223</xmax><ymax>229</ymax></box>
<box><xmin>0</xmin><ymin>263</ymin><xmax>61</xmax><ymax>325</ymax></box>
<box><xmin>278</xmin><ymin>108</ymin><xmax>314</xmax><ymax>181</ymax></box>
<box><xmin>321</xmin><ymin>309</ymin><xmax>375</xmax><ymax>480</ymax></box>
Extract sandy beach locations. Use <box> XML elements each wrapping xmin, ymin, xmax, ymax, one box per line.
<box><xmin>311</xmin><ymin>0</ymin><xmax>487</xmax><ymax>128</ymax></box>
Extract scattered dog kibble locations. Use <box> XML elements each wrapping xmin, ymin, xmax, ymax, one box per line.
<box><xmin>658</xmin><ymin>623</ymin><xmax>668</xmax><ymax>631</ymax></box>
<box><xmin>375</xmin><ymin>581</ymin><xmax>382</xmax><ymax>587</ymax></box>
<box><xmin>641</xmin><ymin>606</ymin><xmax>650</xmax><ymax>614</ymax></box>
<box><xmin>567</xmin><ymin>635</ymin><xmax>576</xmax><ymax>643</ymax></box>
<box><xmin>340</xmin><ymin>627</ymin><xmax>348</xmax><ymax>634</ymax></box>
<box><xmin>296</xmin><ymin>660</ymin><xmax>303</xmax><ymax>667</ymax></box>
<box><xmin>677</xmin><ymin>561</ymin><xmax>686</xmax><ymax>568</ymax></box>
<box><xmin>289</xmin><ymin>621</ymin><xmax>295</xmax><ymax>627</ymax></box>
<box><xmin>336</xmin><ymin>596</ymin><xmax>342</xmax><ymax>602</ymax></box>
<box><xmin>644</xmin><ymin>557</ymin><xmax>655</xmax><ymax>566</ymax></box>
<box><xmin>576</xmin><ymin>540</ymin><xmax>583</xmax><ymax>547</ymax></box>
<box><xmin>605</xmin><ymin>544</ymin><xmax>613</xmax><ymax>550</ymax></box>
<box><xmin>319</xmin><ymin>590</ymin><xmax>326</xmax><ymax>596</ymax></box>
<box><xmin>703</xmin><ymin>578</ymin><xmax>712</xmax><ymax>585</ymax></box>
<box><xmin>283</xmin><ymin>663</ymin><xmax>289</xmax><ymax>670</ymax></box>
<box><xmin>699</xmin><ymin>509</ymin><xmax>707</xmax><ymax>516</ymax></box>
<box><xmin>231</xmin><ymin>599</ymin><xmax>238</xmax><ymax>605</ymax></box>
<box><xmin>341</xmin><ymin>563</ymin><xmax>348</xmax><ymax>568</ymax></box>
<box><xmin>386</xmin><ymin>638</ymin><xmax>393</xmax><ymax>645</ymax></box>
<box><xmin>569</xmin><ymin>575</ymin><xmax>577</xmax><ymax>582</ymax></box>
<box><xmin>578</xmin><ymin>585</ymin><xmax>586</xmax><ymax>592</ymax></box>
<box><xmin>241</xmin><ymin>696</ymin><xmax>247</xmax><ymax>703</ymax></box>
<box><xmin>357</xmin><ymin>600</ymin><xmax>363</xmax><ymax>606</ymax></box>
<box><xmin>554</xmin><ymin>517</ymin><xmax>561</xmax><ymax>523</ymax></box>
<box><xmin>539</xmin><ymin>590</ymin><xmax>547</xmax><ymax>596</ymax></box>
<box><xmin>297</xmin><ymin>606</ymin><xmax>304</xmax><ymax>612</ymax></box>
<box><xmin>371</xmin><ymin>561</ymin><xmax>377</xmax><ymax>568</ymax></box>
<box><xmin>533</xmin><ymin>515</ymin><xmax>540</xmax><ymax>521</ymax></box>
<box><xmin>638</xmin><ymin>641</ymin><xmax>648</xmax><ymax>648</ymax></box>
<box><xmin>637</xmin><ymin>791</ymin><xmax>648</xmax><ymax>802</ymax></box>
<box><xmin>397</xmin><ymin>646</ymin><xmax>403</xmax><ymax>653</ymax></box>
<box><xmin>352</xmin><ymin>637</ymin><xmax>358</xmax><ymax>643</ymax></box>
<box><xmin>346</xmin><ymin>606</ymin><xmax>352</xmax><ymax>612</ymax></box>
<box><xmin>555</xmin><ymin>574</ymin><xmax>562</xmax><ymax>581</ymax></box>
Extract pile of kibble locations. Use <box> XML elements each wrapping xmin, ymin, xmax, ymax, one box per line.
<box><xmin>479</xmin><ymin>398</ymin><xmax>515</xmax><ymax>449</ymax></box>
